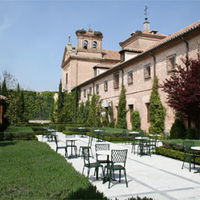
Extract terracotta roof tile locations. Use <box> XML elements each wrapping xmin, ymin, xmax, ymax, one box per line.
<box><xmin>146</xmin><ymin>20</ymin><xmax>200</xmax><ymax>51</ymax></box>
<box><xmin>102</xmin><ymin>49</ymin><xmax>120</xmax><ymax>60</ymax></box>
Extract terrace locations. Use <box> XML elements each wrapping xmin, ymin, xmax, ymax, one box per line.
<box><xmin>38</xmin><ymin>131</ymin><xmax>200</xmax><ymax>200</ymax></box>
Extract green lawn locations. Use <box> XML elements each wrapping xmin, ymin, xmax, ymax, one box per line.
<box><xmin>0</xmin><ymin>140</ymin><xmax>107</xmax><ymax>200</ymax></box>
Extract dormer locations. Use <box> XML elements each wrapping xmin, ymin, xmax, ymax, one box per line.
<box><xmin>76</xmin><ymin>28</ymin><xmax>103</xmax><ymax>52</ymax></box>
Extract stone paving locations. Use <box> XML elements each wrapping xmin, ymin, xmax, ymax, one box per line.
<box><xmin>37</xmin><ymin>132</ymin><xmax>200</xmax><ymax>200</ymax></box>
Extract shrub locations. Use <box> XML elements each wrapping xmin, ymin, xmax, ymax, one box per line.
<box><xmin>116</xmin><ymin>85</ymin><xmax>127</xmax><ymax>129</ymax></box>
<box><xmin>131</xmin><ymin>110</ymin><xmax>141</xmax><ymax>131</ymax></box>
<box><xmin>185</xmin><ymin>128</ymin><xmax>197</xmax><ymax>139</ymax></box>
<box><xmin>156</xmin><ymin>146</ymin><xmax>200</xmax><ymax>164</ymax></box>
<box><xmin>149</xmin><ymin>77</ymin><xmax>166</xmax><ymax>135</ymax></box>
<box><xmin>170</xmin><ymin>118</ymin><xmax>186</xmax><ymax>139</ymax></box>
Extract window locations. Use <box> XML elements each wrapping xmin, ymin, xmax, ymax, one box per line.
<box><xmin>167</xmin><ymin>54</ymin><xmax>176</xmax><ymax>72</ymax></box>
<box><xmin>83</xmin><ymin>40</ymin><xmax>88</xmax><ymax>49</ymax></box>
<box><xmin>84</xmin><ymin>89</ymin><xmax>86</xmax><ymax>98</ymax></box>
<box><xmin>129</xmin><ymin>104</ymin><xmax>134</xmax><ymax>119</ymax></box>
<box><xmin>129</xmin><ymin>104</ymin><xmax>134</xmax><ymax>113</ymax></box>
<box><xmin>104</xmin><ymin>80</ymin><xmax>108</xmax><ymax>92</ymax></box>
<box><xmin>89</xmin><ymin>87</ymin><xmax>92</xmax><ymax>96</ymax></box>
<box><xmin>127</xmin><ymin>71</ymin><xmax>133</xmax><ymax>85</ymax></box>
<box><xmin>146</xmin><ymin>103</ymin><xmax>150</xmax><ymax>123</ymax></box>
<box><xmin>93</xmin><ymin>41</ymin><xmax>97</xmax><ymax>48</ymax></box>
<box><xmin>144</xmin><ymin>64</ymin><xmax>151</xmax><ymax>79</ymax></box>
<box><xmin>113</xmin><ymin>72</ymin><xmax>119</xmax><ymax>89</ymax></box>
<box><xmin>66</xmin><ymin>73</ymin><xmax>68</xmax><ymax>84</ymax></box>
<box><xmin>96</xmin><ymin>84</ymin><xmax>99</xmax><ymax>94</ymax></box>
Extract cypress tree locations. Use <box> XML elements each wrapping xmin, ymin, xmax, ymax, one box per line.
<box><xmin>57</xmin><ymin>80</ymin><xmax>64</xmax><ymax>122</ymax></box>
<box><xmin>131</xmin><ymin>110</ymin><xmax>141</xmax><ymax>131</ymax></box>
<box><xmin>116</xmin><ymin>85</ymin><xmax>127</xmax><ymax>129</ymax></box>
<box><xmin>88</xmin><ymin>94</ymin><xmax>101</xmax><ymax>127</ymax></box>
<box><xmin>2</xmin><ymin>79</ymin><xmax>8</xmax><ymax>97</ymax></box>
<box><xmin>149</xmin><ymin>77</ymin><xmax>166</xmax><ymax>135</ymax></box>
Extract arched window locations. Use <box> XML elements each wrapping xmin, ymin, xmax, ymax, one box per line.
<box><xmin>93</xmin><ymin>41</ymin><xmax>97</xmax><ymax>48</ymax></box>
<box><xmin>83</xmin><ymin>40</ymin><xmax>88</xmax><ymax>49</ymax></box>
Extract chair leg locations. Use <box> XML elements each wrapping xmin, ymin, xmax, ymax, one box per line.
<box><xmin>108</xmin><ymin>169</ymin><xmax>112</xmax><ymax>189</ymax></box>
<box><xmin>82</xmin><ymin>166</ymin><xmax>85</xmax><ymax>175</ymax></box>
<box><xmin>87</xmin><ymin>168</ymin><xmax>90</xmax><ymax>178</ymax></box>
<box><xmin>182</xmin><ymin>156</ymin><xmax>185</xmax><ymax>169</ymax></box>
<box><xmin>119</xmin><ymin>170</ymin><xmax>121</xmax><ymax>182</ymax></box>
<box><xmin>124</xmin><ymin>169</ymin><xmax>128</xmax><ymax>187</ymax></box>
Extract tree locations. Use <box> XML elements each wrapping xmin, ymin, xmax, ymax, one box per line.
<box><xmin>116</xmin><ymin>85</ymin><xmax>127</xmax><ymax>129</ymax></box>
<box><xmin>57</xmin><ymin>80</ymin><xmax>64</xmax><ymax>122</ymax></box>
<box><xmin>149</xmin><ymin>77</ymin><xmax>166</xmax><ymax>135</ymax></box>
<box><xmin>108</xmin><ymin>101</ymin><xmax>114</xmax><ymax>128</ymax></box>
<box><xmin>88</xmin><ymin>94</ymin><xmax>101</xmax><ymax>127</ymax></box>
<box><xmin>162</xmin><ymin>56</ymin><xmax>200</xmax><ymax>138</ymax></box>
<box><xmin>131</xmin><ymin>110</ymin><xmax>141</xmax><ymax>131</ymax></box>
<box><xmin>1</xmin><ymin>79</ymin><xmax>8</xmax><ymax>97</ymax></box>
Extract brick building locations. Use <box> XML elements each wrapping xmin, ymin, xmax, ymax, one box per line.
<box><xmin>61</xmin><ymin>19</ymin><xmax>200</xmax><ymax>133</ymax></box>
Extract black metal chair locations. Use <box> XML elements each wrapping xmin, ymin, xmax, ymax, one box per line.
<box><xmin>82</xmin><ymin>147</ymin><xmax>104</xmax><ymax>180</ymax></box>
<box><xmin>54</xmin><ymin>135</ymin><xmax>67</xmax><ymax>157</ymax></box>
<box><xmin>95</xmin><ymin>143</ymin><xmax>110</xmax><ymax>164</ymax></box>
<box><xmin>79</xmin><ymin>136</ymin><xmax>93</xmax><ymax>157</ymax></box>
<box><xmin>182</xmin><ymin>141</ymin><xmax>197</xmax><ymax>172</ymax></box>
<box><xmin>105</xmin><ymin>149</ymin><xmax>128</xmax><ymax>188</ymax></box>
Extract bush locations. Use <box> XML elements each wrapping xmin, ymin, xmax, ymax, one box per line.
<box><xmin>170</xmin><ymin>118</ymin><xmax>186</xmax><ymax>139</ymax></box>
<box><xmin>131</xmin><ymin>110</ymin><xmax>141</xmax><ymax>131</ymax></box>
<box><xmin>155</xmin><ymin>146</ymin><xmax>200</xmax><ymax>164</ymax></box>
<box><xmin>185</xmin><ymin>128</ymin><xmax>197</xmax><ymax>139</ymax></box>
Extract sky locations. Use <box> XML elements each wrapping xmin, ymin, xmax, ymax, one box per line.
<box><xmin>0</xmin><ymin>0</ymin><xmax>199</xmax><ymax>92</ymax></box>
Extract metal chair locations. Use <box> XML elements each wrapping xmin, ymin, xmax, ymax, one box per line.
<box><xmin>105</xmin><ymin>149</ymin><xmax>128</xmax><ymax>188</ymax></box>
<box><xmin>79</xmin><ymin>136</ymin><xmax>93</xmax><ymax>157</ymax></box>
<box><xmin>95</xmin><ymin>143</ymin><xmax>110</xmax><ymax>164</ymax></box>
<box><xmin>82</xmin><ymin>147</ymin><xmax>104</xmax><ymax>180</ymax></box>
<box><xmin>182</xmin><ymin>141</ymin><xmax>197</xmax><ymax>172</ymax></box>
<box><xmin>54</xmin><ymin>135</ymin><xmax>67</xmax><ymax>157</ymax></box>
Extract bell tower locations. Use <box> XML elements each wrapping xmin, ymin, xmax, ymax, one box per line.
<box><xmin>76</xmin><ymin>28</ymin><xmax>103</xmax><ymax>52</ymax></box>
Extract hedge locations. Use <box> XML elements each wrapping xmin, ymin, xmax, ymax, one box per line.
<box><xmin>155</xmin><ymin>146</ymin><xmax>200</xmax><ymax>164</ymax></box>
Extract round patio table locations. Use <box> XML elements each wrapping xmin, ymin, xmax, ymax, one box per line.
<box><xmin>94</xmin><ymin>129</ymin><xmax>104</xmax><ymax>142</ymax></box>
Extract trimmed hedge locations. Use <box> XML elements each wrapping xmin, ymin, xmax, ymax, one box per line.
<box><xmin>155</xmin><ymin>146</ymin><xmax>200</xmax><ymax>164</ymax></box>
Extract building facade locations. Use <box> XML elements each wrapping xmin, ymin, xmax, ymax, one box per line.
<box><xmin>61</xmin><ymin>20</ymin><xmax>200</xmax><ymax>133</ymax></box>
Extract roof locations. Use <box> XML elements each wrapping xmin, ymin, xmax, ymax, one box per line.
<box><xmin>102</xmin><ymin>49</ymin><xmax>120</xmax><ymax>60</ymax></box>
<box><xmin>145</xmin><ymin>20</ymin><xmax>200</xmax><ymax>52</ymax></box>
<box><xmin>73</xmin><ymin>20</ymin><xmax>200</xmax><ymax>90</ymax></box>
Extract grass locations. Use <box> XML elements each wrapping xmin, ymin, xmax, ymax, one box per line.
<box><xmin>0</xmin><ymin>140</ymin><xmax>107</xmax><ymax>200</ymax></box>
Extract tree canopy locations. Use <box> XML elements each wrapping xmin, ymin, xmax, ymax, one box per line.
<box><xmin>162</xmin><ymin>56</ymin><xmax>200</xmax><ymax>137</ymax></box>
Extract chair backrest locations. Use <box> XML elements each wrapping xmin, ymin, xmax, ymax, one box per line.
<box><xmin>82</xmin><ymin>147</ymin><xmax>90</xmax><ymax>165</ymax></box>
<box><xmin>95</xmin><ymin>143</ymin><xmax>110</xmax><ymax>152</ymax></box>
<box><xmin>54</xmin><ymin>135</ymin><xmax>58</xmax><ymax>146</ymax></box>
<box><xmin>111</xmin><ymin>149</ymin><xmax>128</xmax><ymax>167</ymax></box>
<box><xmin>183</xmin><ymin>141</ymin><xmax>194</xmax><ymax>152</ymax></box>
<box><xmin>88</xmin><ymin>136</ymin><xmax>93</xmax><ymax>147</ymax></box>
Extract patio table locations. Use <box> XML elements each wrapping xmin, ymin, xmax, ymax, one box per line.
<box><xmin>96</xmin><ymin>150</ymin><xmax>112</xmax><ymax>183</ymax></box>
<box><xmin>94</xmin><ymin>129</ymin><xmax>104</xmax><ymax>142</ymax></box>
<box><xmin>78</xmin><ymin>127</ymin><xmax>87</xmax><ymax>137</ymax></box>
<box><xmin>66</xmin><ymin>138</ymin><xmax>78</xmax><ymax>158</ymax></box>
<box><xmin>135</xmin><ymin>137</ymin><xmax>150</xmax><ymax>156</ymax></box>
